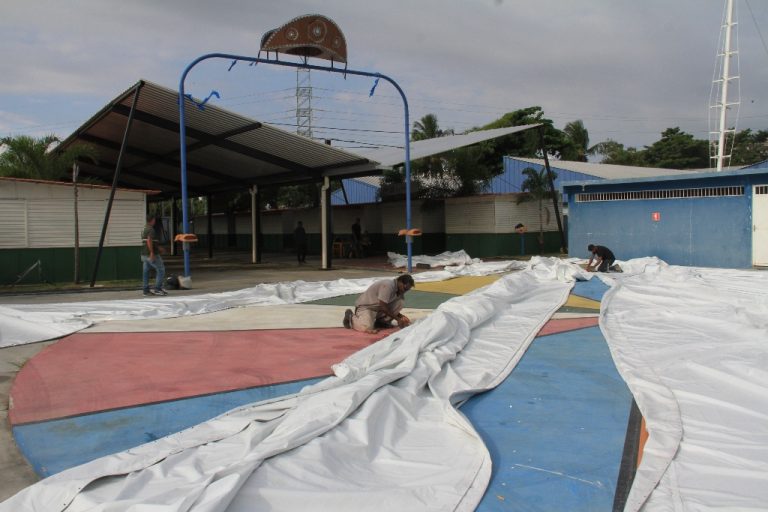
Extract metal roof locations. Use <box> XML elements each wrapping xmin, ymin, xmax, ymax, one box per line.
<box><xmin>58</xmin><ymin>80</ymin><xmax>381</xmax><ymax>198</ymax></box>
<box><xmin>511</xmin><ymin>157</ymin><xmax>701</xmax><ymax>180</ymax></box>
<box><xmin>57</xmin><ymin>80</ymin><xmax>542</xmax><ymax>200</ymax></box>
<box><xmin>356</xmin><ymin>125</ymin><xmax>541</xmax><ymax>167</ymax></box>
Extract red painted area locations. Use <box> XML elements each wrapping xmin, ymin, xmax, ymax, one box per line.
<box><xmin>536</xmin><ymin>317</ymin><xmax>599</xmax><ymax>337</ymax></box>
<box><xmin>10</xmin><ymin>328</ymin><xmax>385</xmax><ymax>425</ymax></box>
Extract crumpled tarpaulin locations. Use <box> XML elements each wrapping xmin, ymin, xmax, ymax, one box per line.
<box><xmin>387</xmin><ymin>249</ymin><xmax>478</xmax><ymax>268</ymax></box>
<box><xmin>0</xmin><ymin>259</ymin><xmax>523</xmax><ymax>349</ymax></box>
<box><xmin>600</xmin><ymin>263</ymin><xmax>768</xmax><ymax>511</ymax></box>
<box><xmin>0</xmin><ymin>258</ymin><xmax>575</xmax><ymax>512</ymax></box>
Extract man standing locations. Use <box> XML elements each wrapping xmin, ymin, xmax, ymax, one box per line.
<box><xmin>343</xmin><ymin>274</ymin><xmax>414</xmax><ymax>334</ymax></box>
<box><xmin>586</xmin><ymin>244</ymin><xmax>616</xmax><ymax>272</ymax></box>
<box><xmin>294</xmin><ymin>220</ymin><xmax>307</xmax><ymax>264</ymax></box>
<box><xmin>351</xmin><ymin>217</ymin><xmax>362</xmax><ymax>258</ymax></box>
<box><xmin>141</xmin><ymin>215</ymin><xmax>167</xmax><ymax>296</ymax></box>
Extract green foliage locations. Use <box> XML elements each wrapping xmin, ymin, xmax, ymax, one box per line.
<box><xmin>729</xmin><ymin>129</ymin><xmax>768</xmax><ymax>166</ymax></box>
<box><xmin>478</xmin><ymin>106</ymin><xmax>570</xmax><ymax>168</ymax></box>
<box><xmin>642</xmin><ymin>127</ymin><xmax>709</xmax><ymax>169</ymax></box>
<box><xmin>591</xmin><ymin>127</ymin><xmax>767</xmax><ymax>169</ymax></box>
<box><xmin>0</xmin><ymin>134</ymin><xmax>97</xmax><ymax>180</ymax></box>
<box><xmin>561</xmin><ymin>120</ymin><xmax>590</xmax><ymax>162</ymax></box>
<box><xmin>589</xmin><ymin>139</ymin><xmax>646</xmax><ymax>166</ymax></box>
<box><xmin>517</xmin><ymin>166</ymin><xmax>559</xmax><ymax>252</ymax></box>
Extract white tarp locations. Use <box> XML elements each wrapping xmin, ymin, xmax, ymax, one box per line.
<box><xmin>600</xmin><ymin>263</ymin><xmax>768</xmax><ymax>511</ymax></box>
<box><xmin>0</xmin><ymin>258</ymin><xmax>574</xmax><ymax>512</ymax></box>
<box><xmin>0</xmin><ymin>259</ymin><xmax>524</xmax><ymax>348</ymax></box>
<box><xmin>388</xmin><ymin>249</ymin><xmax>478</xmax><ymax>268</ymax></box>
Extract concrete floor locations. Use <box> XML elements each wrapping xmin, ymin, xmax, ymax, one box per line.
<box><xmin>0</xmin><ymin>251</ymin><xmax>404</xmax><ymax>501</ymax></box>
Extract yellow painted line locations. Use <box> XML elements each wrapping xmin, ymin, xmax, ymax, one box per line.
<box><xmin>564</xmin><ymin>295</ymin><xmax>601</xmax><ymax>310</ymax></box>
<box><xmin>415</xmin><ymin>275</ymin><xmax>503</xmax><ymax>295</ymax></box>
<box><xmin>83</xmin><ymin>304</ymin><xmax>432</xmax><ymax>333</ymax></box>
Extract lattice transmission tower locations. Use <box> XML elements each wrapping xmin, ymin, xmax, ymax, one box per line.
<box><xmin>296</xmin><ymin>68</ymin><xmax>313</xmax><ymax>138</ymax></box>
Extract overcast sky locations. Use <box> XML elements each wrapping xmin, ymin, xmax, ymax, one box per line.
<box><xmin>2</xmin><ymin>0</ymin><xmax>767</xmax><ymax>156</ymax></box>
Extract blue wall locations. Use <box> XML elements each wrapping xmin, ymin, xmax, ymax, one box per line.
<box><xmin>331</xmin><ymin>178</ymin><xmax>379</xmax><ymax>205</ymax></box>
<box><xmin>491</xmin><ymin>157</ymin><xmax>596</xmax><ymax>198</ymax></box>
<box><xmin>565</xmin><ymin>170</ymin><xmax>768</xmax><ymax>268</ymax></box>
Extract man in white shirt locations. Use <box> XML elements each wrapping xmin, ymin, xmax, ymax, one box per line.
<box><xmin>343</xmin><ymin>274</ymin><xmax>414</xmax><ymax>334</ymax></box>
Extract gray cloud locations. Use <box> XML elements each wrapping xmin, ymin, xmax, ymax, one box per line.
<box><xmin>1</xmin><ymin>0</ymin><xmax>766</xmax><ymax>150</ymax></box>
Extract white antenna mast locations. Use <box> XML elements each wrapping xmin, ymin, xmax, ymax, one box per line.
<box><xmin>709</xmin><ymin>0</ymin><xmax>741</xmax><ymax>171</ymax></box>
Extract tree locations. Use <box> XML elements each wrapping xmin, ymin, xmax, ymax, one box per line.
<box><xmin>729</xmin><ymin>129</ymin><xmax>768</xmax><ymax>166</ymax></box>
<box><xmin>0</xmin><ymin>134</ymin><xmax>97</xmax><ymax>180</ymax></box>
<box><xmin>411</xmin><ymin>114</ymin><xmax>452</xmax><ymax>178</ymax></box>
<box><xmin>562</xmin><ymin>120</ymin><xmax>590</xmax><ymax>162</ymax></box>
<box><xmin>516</xmin><ymin>166</ymin><xmax>558</xmax><ymax>253</ymax></box>
<box><xmin>642</xmin><ymin>127</ymin><xmax>709</xmax><ymax>169</ymax></box>
<box><xmin>475</xmin><ymin>107</ymin><xmax>572</xmax><ymax>171</ymax></box>
<box><xmin>590</xmin><ymin>139</ymin><xmax>645</xmax><ymax>166</ymax></box>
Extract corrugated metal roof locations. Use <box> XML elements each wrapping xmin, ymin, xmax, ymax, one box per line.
<box><xmin>355</xmin><ymin>125</ymin><xmax>541</xmax><ymax>167</ymax></box>
<box><xmin>57</xmin><ymin>80</ymin><xmax>381</xmax><ymax>198</ymax></box>
<box><xmin>0</xmin><ymin>176</ymin><xmax>160</xmax><ymax>194</ymax></box>
<box><xmin>512</xmin><ymin>157</ymin><xmax>701</xmax><ymax>180</ymax></box>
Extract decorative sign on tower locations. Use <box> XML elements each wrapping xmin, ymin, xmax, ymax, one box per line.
<box><xmin>260</xmin><ymin>14</ymin><xmax>347</xmax><ymax>64</ymax></box>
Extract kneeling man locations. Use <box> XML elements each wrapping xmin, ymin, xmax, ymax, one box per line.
<box><xmin>344</xmin><ymin>274</ymin><xmax>414</xmax><ymax>334</ymax></box>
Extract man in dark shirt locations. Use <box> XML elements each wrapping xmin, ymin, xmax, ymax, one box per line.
<box><xmin>587</xmin><ymin>244</ymin><xmax>616</xmax><ymax>272</ymax></box>
<box><xmin>294</xmin><ymin>221</ymin><xmax>307</xmax><ymax>264</ymax></box>
<box><xmin>141</xmin><ymin>215</ymin><xmax>167</xmax><ymax>296</ymax></box>
<box><xmin>351</xmin><ymin>217</ymin><xmax>362</xmax><ymax>258</ymax></box>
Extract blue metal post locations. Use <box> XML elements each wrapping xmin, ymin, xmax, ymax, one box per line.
<box><xmin>178</xmin><ymin>53</ymin><xmax>413</xmax><ymax>278</ymax></box>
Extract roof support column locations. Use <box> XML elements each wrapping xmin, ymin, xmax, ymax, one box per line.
<box><xmin>169</xmin><ymin>198</ymin><xmax>177</xmax><ymax>256</ymax></box>
<box><xmin>321</xmin><ymin>176</ymin><xmax>332</xmax><ymax>269</ymax></box>
<box><xmin>90</xmin><ymin>82</ymin><xmax>142</xmax><ymax>288</ymax></box>
<box><xmin>539</xmin><ymin>126</ymin><xmax>567</xmax><ymax>253</ymax></box>
<box><xmin>207</xmin><ymin>195</ymin><xmax>214</xmax><ymax>259</ymax></box>
<box><xmin>250</xmin><ymin>186</ymin><xmax>261</xmax><ymax>264</ymax></box>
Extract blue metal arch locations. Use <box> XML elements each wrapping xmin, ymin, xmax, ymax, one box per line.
<box><xmin>178</xmin><ymin>53</ymin><xmax>413</xmax><ymax>275</ymax></box>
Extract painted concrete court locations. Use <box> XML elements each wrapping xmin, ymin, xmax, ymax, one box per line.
<box><xmin>4</xmin><ymin>268</ymin><xmax>636</xmax><ymax>510</ymax></box>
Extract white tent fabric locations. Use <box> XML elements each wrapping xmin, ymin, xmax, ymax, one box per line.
<box><xmin>388</xmin><ymin>249</ymin><xmax>478</xmax><ymax>268</ymax></box>
<box><xmin>0</xmin><ymin>258</ymin><xmax>574</xmax><ymax>512</ymax></box>
<box><xmin>600</xmin><ymin>264</ymin><xmax>768</xmax><ymax>511</ymax></box>
<box><xmin>0</xmin><ymin>260</ymin><xmax>523</xmax><ymax>348</ymax></box>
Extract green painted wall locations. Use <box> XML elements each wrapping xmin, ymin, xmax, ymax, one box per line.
<box><xmin>197</xmin><ymin>232</ymin><xmax>563</xmax><ymax>258</ymax></box>
<box><xmin>0</xmin><ymin>246</ymin><xmax>142</xmax><ymax>285</ymax></box>
<box><xmin>446</xmin><ymin>232</ymin><xmax>561</xmax><ymax>257</ymax></box>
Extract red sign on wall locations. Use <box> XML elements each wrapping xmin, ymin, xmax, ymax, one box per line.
<box><xmin>651</xmin><ymin>212</ymin><xmax>661</xmax><ymax>222</ymax></box>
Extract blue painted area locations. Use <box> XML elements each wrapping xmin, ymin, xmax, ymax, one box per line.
<box><xmin>572</xmin><ymin>278</ymin><xmax>610</xmax><ymax>302</ymax></box>
<box><xmin>490</xmin><ymin>157</ymin><xmax>597</xmax><ymax>201</ymax></box>
<box><xmin>565</xmin><ymin>169</ymin><xmax>768</xmax><ymax>268</ymax></box>
<box><xmin>13</xmin><ymin>378</ymin><xmax>322</xmax><ymax>477</ymax></box>
<box><xmin>743</xmin><ymin>159</ymin><xmax>768</xmax><ymax>170</ymax></box>
<box><xmin>464</xmin><ymin>326</ymin><xmax>632</xmax><ymax>511</ymax></box>
<box><xmin>331</xmin><ymin>178</ymin><xmax>380</xmax><ymax>205</ymax></box>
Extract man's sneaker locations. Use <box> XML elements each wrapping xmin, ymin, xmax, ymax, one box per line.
<box><xmin>151</xmin><ymin>288</ymin><xmax>168</xmax><ymax>296</ymax></box>
<box><xmin>142</xmin><ymin>289</ymin><xmax>152</xmax><ymax>296</ymax></box>
<box><xmin>343</xmin><ymin>309</ymin><xmax>353</xmax><ymax>329</ymax></box>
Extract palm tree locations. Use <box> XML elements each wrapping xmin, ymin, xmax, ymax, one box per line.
<box><xmin>562</xmin><ymin>120</ymin><xmax>590</xmax><ymax>162</ymax></box>
<box><xmin>516</xmin><ymin>166</ymin><xmax>558</xmax><ymax>253</ymax></box>
<box><xmin>411</xmin><ymin>114</ymin><xmax>452</xmax><ymax>178</ymax></box>
<box><xmin>0</xmin><ymin>134</ymin><xmax>97</xmax><ymax>180</ymax></box>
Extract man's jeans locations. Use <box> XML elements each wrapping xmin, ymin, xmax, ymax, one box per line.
<box><xmin>142</xmin><ymin>255</ymin><xmax>165</xmax><ymax>291</ymax></box>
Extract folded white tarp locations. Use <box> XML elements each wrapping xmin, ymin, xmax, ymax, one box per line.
<box><xmin>600</xmin><ymin>264</ymin><xmax>768</xmax><ymax>511</ymax></box>
<box><xmin>388</xmin><ymin>250</ymin><xmax>479</xmax><ymax>268</ymax></box>
<box><xmin>0</xmin><ymin>259</ymin><xmax>524</xmax><ymax>348</ymax></box>
<box><xmin>0</xmin><ymin>258</ymin><xmax>574</xmax><ymax>512</ymax></box>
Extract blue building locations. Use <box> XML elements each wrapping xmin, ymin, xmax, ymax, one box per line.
<box><xmin>563</xmin><ymin>167</ymin><xmax>768</xmax><ymax>268</ymax></box>
<box><xmin>331</xmin><ymin>177</ymin><xmax>380</xmax><ymax>205</ymax></box>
